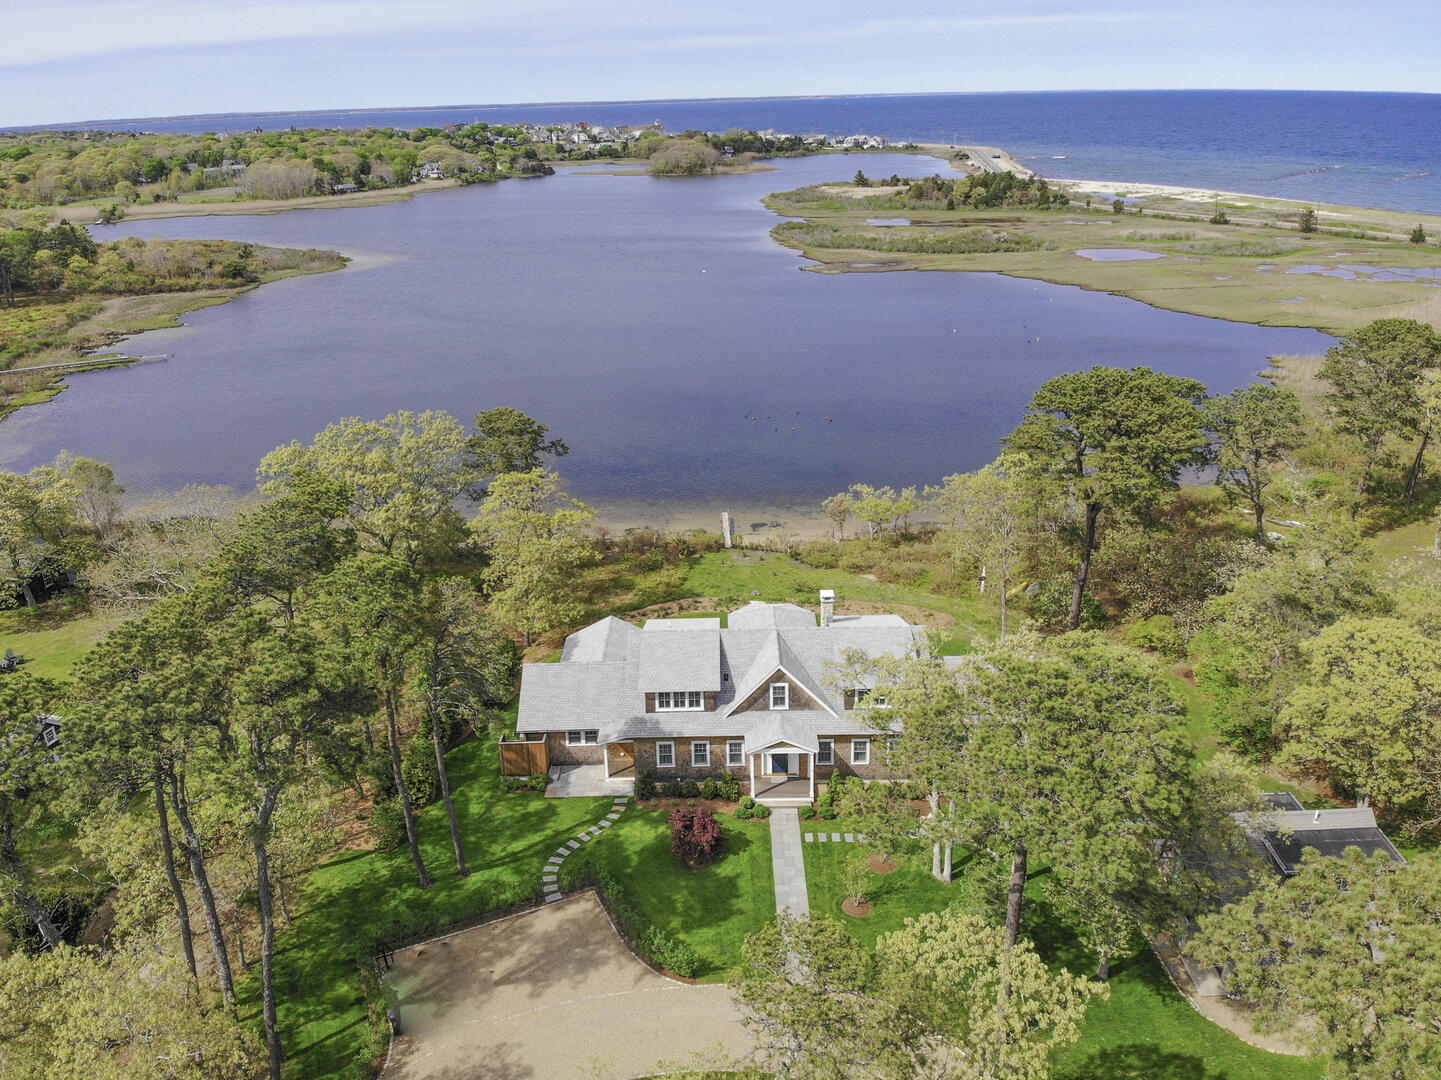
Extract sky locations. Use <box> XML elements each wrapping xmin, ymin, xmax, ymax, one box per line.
<box><xmin>1</xmin><ymin>0</ymin><xmax>1437</xmax><ymax>128</ymax></box>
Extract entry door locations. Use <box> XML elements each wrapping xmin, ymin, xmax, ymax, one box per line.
<box><xmin>770</xmin><ymin>753</ymin><xmax>793</xmax><ymax>775</ymax></box>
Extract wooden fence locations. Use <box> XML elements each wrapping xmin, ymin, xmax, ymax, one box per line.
<box><xmin>499</xmin><ymin>737</ymin><xmax>549</xmax><ymax>776</ymax></box>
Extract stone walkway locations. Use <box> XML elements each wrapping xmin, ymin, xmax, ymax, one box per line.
<box><xmin>769</xmin><ymin>808</ymin><xmax>810</xmax><ymax>916</ymax></box>
<box><xmin>541</xmin><ymin>796</ymin><xmax>628</xmax><ymax>902</ymax></box>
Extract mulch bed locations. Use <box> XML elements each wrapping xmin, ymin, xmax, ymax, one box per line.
<box><xmin>841</xmin><ymin>898</ymin><xmax>873</xmax><ymax>918</ymax></box>
<box><xmin>867</xmin><ymin>853</ymin><xmax>898</xmax><ymax>874</ymax></box>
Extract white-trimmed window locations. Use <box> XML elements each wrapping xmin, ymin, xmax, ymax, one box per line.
<box><xmin>566</xmin><ymin>729</ymin><xmax>599</xmax><ymax>746</ymax></box>
<box><xmin>727</xmin><ymin>740</ymin><xmax>744</xmax><ymax>767</ymax></box>
<box><xmin>692</xmin><ymin>741</ymin><xmax>710</xmax><ymax>767</ymax></box>
<box><xmin>656</xmin><ymin>690</ymin><xmax>704</xmax><ymax>711</ymax></box>
<box><xmin>851</xmin><ymin>738</ymin><xmax>870</xmax><ymax>765</ymax></box>
<box><xmin>854</xmin><ymin>688</ymin><xmax>889</xmax><ymax>708</ymax></box>
<box><xmin>656</xmin><ymin>741</ymin><xmax>676</xmax><ymax>768</ymax></box>
<box><xmin>817</xmin><ymin>738</ymin><xmax>834</xmax><ymax>766</ymax></box>
<box><xmin>770</xmin><ymin>682</ymin><xmax>789</xmax><ymax>710</ymax></box>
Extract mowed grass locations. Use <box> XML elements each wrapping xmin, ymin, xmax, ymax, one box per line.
<box><xmin>271</xmin><ymin>738</ymin><xmax>613</xmax><ymax>1080</ymax></box>
<box><xmin>571</xmin><ymin>806</ymin><xmax>775</xmax><ymax>981</ymax></box>
<box><xmin>0</xmin><ymin>603</ymin><xmax>115</xmax><ymax>680</ymax></box>
<box><xmin>804</xmin><ymin>840</ymin><xmax>1325</xmax><ymax>1080</ymax></box>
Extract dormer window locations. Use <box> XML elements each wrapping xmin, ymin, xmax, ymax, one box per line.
<box><xmin>770</xmin><ymin>682</ymin><xmax>789</xmax><ymax>710</ymax></box>
<box><xmin>854</xmin><ymin>688</ymin><xmax>888</xmax><ymax>708</ymax></box>
<box><xmin>656</xmin><ymin>690</ymin><xmax>703</xmax><ymax>711</ymax></box>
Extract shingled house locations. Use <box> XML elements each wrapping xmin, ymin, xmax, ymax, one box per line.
<box><xmin>515</xmin><ymin>592</ymin><xmax>934</xmax><ymax>805</ymax></box>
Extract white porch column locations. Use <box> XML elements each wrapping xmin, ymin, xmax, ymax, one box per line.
<box><xmin>603</xmin><ymin>741</ymin><xmax>611</xmax><ymax>779</ymax></box>
<box><xmin>808</xmin><ymin>753</ymin><xmax>815</xmax><ymax>802</ymax></box>
<box><xmin>749</xmin><ymin>752</ymin><xmax>756</xmax><ymax>797</ymax></box>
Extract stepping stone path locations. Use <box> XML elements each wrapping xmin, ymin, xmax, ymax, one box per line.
<box><xmin>541</xmin><ymin>797</ymin><xmax>629</xmax><ymax>903</ymax></box>
<box><xmin>803</xmin><ymin>832</ymin><xmax>866</xmax><ymax>844</ymax></box>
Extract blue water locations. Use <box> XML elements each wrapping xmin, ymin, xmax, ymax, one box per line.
<box><xmin>0</xmin><ymin>154</ymin><xmax>1330</xmax><ymax>519</ymax></box>
<box><xmin>34</xmin><ymin>91</ymin><xmax>1441</xmax><ymax>214</ymax></box>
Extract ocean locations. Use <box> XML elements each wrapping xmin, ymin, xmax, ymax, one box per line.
<box><xmin>34</xmin><ymin>90</ymin><xmax>1441</xmax><ymax>214</ymax></box>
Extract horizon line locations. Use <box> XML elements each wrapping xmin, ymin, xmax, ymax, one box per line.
<box><xmin>9</xmin><ymin>87</ymin><xmax>1438</xmax><ymax>134</ymax></box>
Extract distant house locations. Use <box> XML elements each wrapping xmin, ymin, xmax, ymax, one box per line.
<box><xmin>332</xmin><ymin>182</ymin><xmax>359</xmax><ymax>194</ymax></box>
<box><xmin>514</xmin><ymin>592</ymin><xmax>942</xmax><ymax>805</ymax></box>
<box><xmin>417</xmin><ymin>161</ymin><xmax>446</xmax><ymax>180</ymax></box>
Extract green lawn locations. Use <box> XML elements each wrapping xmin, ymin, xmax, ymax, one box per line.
<box><xmin>562</xmin><ymin>805</ymin><xmax>775</xmax><ymax>981</ymax></box>
<box><xmin>804</xmin><ymin>838</ymin><xmax>1326</xmax><ymax>1080</ymax></box>
<box><xmin>0</xmin><ymin>603</ymin><xmax>113</xmax><ymax>680</ymax></box>
<box><xmin>268</xmin><ymin>738</ymin><xmax>613</xmax><ymax>1080</ymax></box>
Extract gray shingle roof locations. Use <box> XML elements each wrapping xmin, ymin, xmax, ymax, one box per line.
<box><xmin>637</xmin><ymin>624</ymin><xmax>720</xmax><ymax>690</ymax></box>
<box><xmin>728</xmin><ymin>601</ymin><xmax>817</xmax><ymax>630</ymax></box>
<box><xmin>518</xmin><ymin>600</ymin><xmax>930</xmax><ymax>745</ymax></box>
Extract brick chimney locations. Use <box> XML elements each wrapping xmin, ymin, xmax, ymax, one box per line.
<box><xmin>819</xmin><ymin>589</ymin><xmax>835</xmax><ymax>627</ymax></box>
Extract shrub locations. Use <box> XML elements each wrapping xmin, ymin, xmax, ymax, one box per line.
<box><xmin>1128</xmin><ymin>614</ymin><xmax>1186</xmax><ymax>659</ymax></box>
<box><xmin>1028</xmin><ymin>575</ymin><xmax>1108</xmax><ymax>631</ymax></box>
<box><xmin>719</xmin><ymin>774</ymin><xmax>741</xmax><ymax>801</ymax></box>
<box><xmin>635</xmin><ymin>767</ymin><xmax>657</xmax><ymax>801</ymax></box>
<box><xmin>638</xmin><ymin>926</ymin><xmax>702</xmax><ymax>977</ymax></box>
<box><xmin>668</xmin><ymin>806</ymin><xmax>724</xmax><ymax>865</ymax></box>
<box><xmin>681</xmin><ymin>779</ymin><xmax>702</xmax><ymax>798</ymax></box>
<box><xmin>1298</xmin><ymin>206</ymin><xmax>1318</xmax><ymax>233</ymax></box>
<box><xmin>367</xmin><ymin>798</ymin><xmax>406</xmax><ymax>851</ymax></box>
<box><xmin>734</xmin><ymin>804</ymin><xmax>753</xmax><ymax>820</ymax></box>
<box><xmin>700</xmin><ymin>777</ymin><xmax>718</xmax><ymax>800</ymax></box>
<box><xmin>842</xmin><ymin>853</ymin><xmax>871</xmax><ymax>906</ymax></box>
<box><xmin>401</xmin><ymin>734</ymin><xmax>438</xmax><ymax>807</ymax></box>
<box><xmin>739</xmin><ymin>795</ymin><xmax>756</xmax><ymax>810</ymax></box>
<box><xmin>1411</xmin><ymin>224</ymin><xmax>1427</xmax><ymax>244</ymax></box>
<box><xmin>801</xmin><ymin>805</ymin><xmax>817</xmax><ymax>819</ymax></box>
<box><xmin>753</xmin><ymin>804</ymin><xmax>772</xmax><ymax>819</ymax></box>
<box><xmin>527</xmin><ymin>771</ymin><xmax>551</xmax><ymax>790</ymax></box>
<box><xmin>819</xmin><ymin>806</ymin><xmax>838</xmax><ymax>820</ymax></box>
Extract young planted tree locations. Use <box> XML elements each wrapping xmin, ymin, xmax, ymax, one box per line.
<box><xmin>1192</xmin><ymin>848</ymin><xmax>1441</xmax><ymax>1080</ymax></box>
<box><xmin>473</xmin><ymin>469</ymin><xmax>596</xmax><ymax>646</ymax></box>
<box><xmin>0</xmin><ymin>675</ymin><xmax>68</xmax><ymax>949</ymax></box>
<box><xmin>1276</xmin><ymin>617</ymin><xmax>1441</xmax><ymax>807</ymax></box>
<box><xmin>1004</xmin><ymin>366</ymin><xmax>1208</xmax><ymax>629</ymax></box>
<box><xmin>1204</xmin><ymin>383</ymin><xmax>1307</xmax><ymax>542</ymax></box>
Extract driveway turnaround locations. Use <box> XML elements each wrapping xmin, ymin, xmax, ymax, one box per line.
<box><xmin>383</xmin><ymin>893</ymin><xmax>755</xmax><ymax>1080</ymax></box>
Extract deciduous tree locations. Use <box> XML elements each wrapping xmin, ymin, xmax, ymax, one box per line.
<box><xmin>1276</xmin><ymin>617</ymin><xmax>1441</xmax><ymax>806</ymax></box>
<box><xmin>0</xmin><ymin>674</ymin><xmax>67</xmax><ymax>949</ymax></box>
<box><xmin>463</xmin><ymin>407</ymin><xmax>568</xmax><ymax>498</ymax></box>
<box><xmin>258</xmin><ymin>410</ymin><xmax>474</xmax><ymax>566</ymax></box>
<box><xmin>473</xmin><ymin>469</ymin><xmax>595</xmax><ymax>646</ymax></box>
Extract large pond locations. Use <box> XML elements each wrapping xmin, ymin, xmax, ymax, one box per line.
<box><xmin>0</xmin><ymin>154</ymin><xmax>1330</xmax><ymax>524</ymax></box>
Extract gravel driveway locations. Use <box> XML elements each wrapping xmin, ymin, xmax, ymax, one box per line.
<box><xmin>382</xmin><ymin>893</ymin><xmax>755</xmax><ymax>1079</ymax></box>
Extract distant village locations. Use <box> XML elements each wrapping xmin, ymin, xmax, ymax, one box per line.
<box><xmin>503</xmin><ymin>120</ymin><xmax>892</xmax><ymax>152</ymax></box>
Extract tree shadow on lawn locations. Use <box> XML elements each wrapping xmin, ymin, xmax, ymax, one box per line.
<box><xmin>1057</xmin><ymin>1043</ymin><xmax>1228</xmax><ymax>1080</ymax></box>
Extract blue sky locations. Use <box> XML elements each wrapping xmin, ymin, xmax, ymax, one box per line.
<box><xmin>1</xmin><ymin>0</ymin><xmax>1437</xmax><ymax>127</ymax></box>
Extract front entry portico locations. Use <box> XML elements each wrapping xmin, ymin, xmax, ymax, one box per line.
<box><xmin>746</xmin><ymin>735</ymin><xmax>817</xmax><ymax>806</ymax></box>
